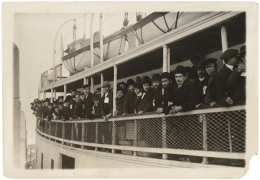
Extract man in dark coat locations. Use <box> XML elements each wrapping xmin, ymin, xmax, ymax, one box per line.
<box><xmin>82</xmin><ymin>84</ymin><xmax>94</xmax><ymax>119</ymax></box>
<box><xmin>133</xmin><ymin>83</ymin><xmax>143</xmax><ymax>114</ymax></box>
<box><xmin>154</xmin><ymin>72</ymin><xmax>174</xmax><ymax>115</ymax></box>
<box><xmin>137</xmin><ymin>76</ymin><xmax>155</xmax><ymax>114</ymax></box>
<box><xmin>190</xmin><ymin>55</ymin><xmax>200</xmax><ymax>70</ymax></box>
<box><xmin>69</xmin><ymin>89</ymin><xmax>77</xmax><ymax>118</ymax></box>
<box><xmin>170</xmin><ymin>65</ymin><xmax>199</xmax><ymax>114</ymax></box>
<box><xmin>47</xmin><ymin>103</ymin><xmax>55</xmax><ymax>121</ymax></box>
<box><xmin>114</xmin><ymin>87</ymin><xmax>125</xmax><ymax>116</ymax></box>
<box><xmin>92</xmin><ymin>95</ymin><xmax>102</xmax><ymax>118</ymax></box>
<box><xmin>100</xmin><ymin>81</ymin><xmax>113</xmax><ymax>120</ymax></box>
<box><xmin>123</xmin><ymin>78</ymin><xmax>136</xmax><ymax>116</ymax></box>
<box><xmin>73</xmin><ymin>92</ymin><xmax>84</xmax><ymax>119</ymax></box>
<box><xmin>215</xmin><ymin>49</ymin><xmax>242</xmax><ymax>106</ymax></box>
<box><xmin>151</xmin><ymin>73</ymin><xmax>161</xmax><ymax>91</ymax></box>
<box><xmin>61</xmin><ymin>100</ymin><xmax>72</xmax><ymax>121</ymax></box>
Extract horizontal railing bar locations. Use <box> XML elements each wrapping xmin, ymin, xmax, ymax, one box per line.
<box><xmin>36</xmin><ymin>128</ymin><xmax>245</xmax><ymax>160</ymax></box>
<box><xmin>41</xmin><ymin>105</ymin><xmax>245</xmax><ymax>123</ymax></box>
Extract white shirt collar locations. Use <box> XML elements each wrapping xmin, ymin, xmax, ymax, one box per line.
<box><xmin>199</xmin><ymin>77</ymin><xmax>206</xmax><ymax>82</ymax></box>
<box><xmin>225</xmin><ymin>64</ymin><xmax>233</xmax><ymax>71</ymax></box>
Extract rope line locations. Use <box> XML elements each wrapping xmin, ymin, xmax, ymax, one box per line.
<box><xmin>140</xmin><ymin>27</ymin><xmax>144</xmax><ymax>43</ymax></box>
<box><xmin>164</xmin><ymin>15</ymin><xmax>170</xmax><ymax>31</ymax></box>
<box><xmin>152</xmin><ymin>21</ymin><xmax>166</xmax><ymax>33</ymax></box>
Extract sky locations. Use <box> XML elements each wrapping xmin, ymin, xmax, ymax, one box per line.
<box><xmin>14</xmin><ymin>12</ymin><xmax>150</xmax><ymax>142</ymax></box>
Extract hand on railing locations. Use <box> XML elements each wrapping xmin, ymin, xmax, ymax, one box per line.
<box><xmin>156</xmin><ymin>108</ymin><xmax>163</xmax><ymax>114</ymax></box>
<box><xmin>138</xmin><ymin>111</ymin><xmax>143</xmax><ymax>115</ymax></box>
<box><xmin>195</xmin><ymin>103</ymin><xmax>204</xmax><ymax>108</ymax></box>
<box><xmin>226</xmin><ymin>97</ymin><xmax>233</xmax><ymax>105</ymax></box>
<box><xmin>209</xmin><ymin>101</ymin><xmax>217</xmax><ymax>107</ymax></box>
<box><xmin>169</xmin><ymin>106</ymin><xmax>182</xmax><ymax>114</ymax></box>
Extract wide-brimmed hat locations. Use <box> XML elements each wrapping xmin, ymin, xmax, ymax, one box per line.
<box><xmin>127</xmin><ymin>79</ymin><xmax>135</xmax><ymax>87</ymax></box>
<box><xmin>101</xmin><ymin>81</ymin><xmax>110</xmax><ymax>88</ymax></box>
<box><xmin>161</xmin><ymin>72</ymin><xmax>171</xmax><ymax>79</ymax></box>
<box><xmin>142</xmin><ymin>76</ymin><xmax>151</xmax><ymax>84</ymax></box>
<box><xmin>202</xmin><ymin>58</ymin><xmax>217</xmax><ymax>67</ymax></box>
<box><xmin>220</xmin><ymin>49</ymin><xmax>239</xmax><ymax>60</ymax></box>
<box><xmin>175</xmin><ymin>65</ymin><xmax>186</xmax><ymax>76</ymax></box>
<box><xmin>152</xmin><ymin>73</ymin><xmax>161</xmax><ymax>81</ymax></box>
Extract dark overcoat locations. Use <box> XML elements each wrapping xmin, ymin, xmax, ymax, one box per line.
<box><xmin>154</xmin><ymin>84</ymin><xmax>174</xmax><ymax>115</ymax></box>
<box><xmin>116</xmin><ymin>96</ymin><xmax>125</xmax><ymax>115</ymax></box>
<box><xmin>123</xmin><ymin>91</ymin><xmax>136</xmax><ymax>114</ymax></box>
<box><xmin>100</xmin><ymin>91</ymin><xmax>113</xmax><ymax>117</ymax></box>
<box><xmin>138</xmin><ymin>88</ymin><xmax>155</xmax><ymax>113</ymax></box>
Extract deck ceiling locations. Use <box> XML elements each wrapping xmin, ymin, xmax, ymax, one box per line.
<box><xmin>50</xmin><ymin>12</ymin><xmax>245</xmax><ymax>92</ymax></box>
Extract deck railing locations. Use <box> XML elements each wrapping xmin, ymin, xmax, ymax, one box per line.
<box><xmin>36</xmin><ymin>104</ymin><xmax>246</xmax><ymax>165</ymax></box>
<box><xmin>40</xmin><ymin>64</ymin><xmax>63</xmax><ymax>88</ymax></box>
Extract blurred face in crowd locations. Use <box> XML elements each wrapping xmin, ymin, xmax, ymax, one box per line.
<box><xmin>75</xmin><ymin>94</ymin><xmax>80</xmax><ymax>102</ymax></box>
<box><xmin>175</xmin><ymin>74</ymin><xmax>185</xmax><ymax>85</ymax></box>
<box><xmin>55</xmin><ymin>107</ymin><xmax>59</xmax><ymax>113</ymax></box>
<box><xmin>104</xmin><ymin>86</ymin><xmax>110</xmax><ymax>93</ymax></box>
<box><xmin>128</xmin><ymin>85</ymin><xmax>135</xmax><ymax>92</ymax></box>
<box><xmin>45</xmin><ymin>101</ymin><xmax>49</xmax><ymax>107</ymax></box>
<box><xmin>205</xmin><ymin>63</ymin><xmax>217</xmax><ymax>76</ymax></box>
<box><xmin>42</xmin><ymin>103</ymin><xmax>46</xmax><ymax>107</ymax></box>
<box><xmin>53</xmin><ymin>103</ymin><xmax>57</xmax><ymax>108</ymax></box>
<box><xmin>143</xmin><ymin>83</ymin><xmax>151</xmax><ymax>92</ymax></box>
<box><xmin>37</xmin><ymin>103</ymin><xmax>42</xmax><ymax>107</ymax></box>
<box><xmin>48</xmin><ymin>105</ymin><xmax>53</xmax><ymax>110</ymax></box>
<box><xmin>227</xmin><ymin>57</ymin><xmax>238</xmax><ymax>66</ymax></box>
<box><xmin>161</xmin><ymin>78</ymin><xmax>170</xmax><ymax>89</ymax></box>
<box><xmin>191</xmin><ymin>59</ymin><xmax>198</xmax><ymax>67</ymax></box>
<box><xmin>134</xmin><ymin>88</ymin><xmax>141</xmax><ymax>95</ymax></box>
<box><xmin>117</xmin><ymin>91</ymin><xmax>123</xmax><ymax>98</ymax></box>
<box><xmin>58</xmin><ymin>104</ymin><xmax>63</xmax><ymax>110</ymax></box>
<box><xmin>71</xmin><ymin>91</ymin><xmax>76</xmax><ymax>98</ymax></box>
<box><xmin>59</xmin><ymin>98</ymin><xmax>63</xmax><ymax>102</ymax></box>
<box><xmin>197</xmin><ymin>68</ymin><xmax>206</xmax><ymax>78</ymax></box>
<box><xmin>120</xmin><ymin>84</ymin><xmax>126</xmax><ymax>90</ymax></box>
<box><xmin>94</xmin><ymin>100</ymin><xmax>99</xmax><ymax>106</ymax></box>
<box><xmin>152</xmin><ymin>80</ymin><xmax>161</xmax><ymax>89</ymax></box>
<box><xmin>96</xmin><ymin>90</ymin><xmax>101</xmax><ymax>96</ymax></box>
<box><xmin>80</xmin><ymin>94</ymin><xmax>85</xmax><ymax>100</ymax></box>
<box><xmin>64</xmin><ymin>102</ymin><xmax>69</xmax><ymax>107</ymax></box>
<box><xmin>84</xmin><ymin>87</ymin><xmax>90</xmax><ymax>95</ymax></box>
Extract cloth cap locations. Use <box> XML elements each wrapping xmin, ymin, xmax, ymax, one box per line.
<box><xmin>190</xmin><ymin>55</ymin><xmax>200</xmax><ymax>62</ymax></box>
<box><xmin>134</xmin><ymin>83</ymin><xmax>143</xmax><ymax>89</ymax></box>
<box><xmin>127</xmin><ymin>79</ymin><xmax>135</xmax><ymax>87</ymax></box>
<box><xmin>82</xmin><ymin>84</ymin><xmax>90</xmax><ymax>88</ymax></box>
<box><xmin>92</xmin><ymin>95</ymin><xmax>100</xmax><ymax>101</ymax></box>
<box><xmin>117</xmin><ymin>81</ymin><xmax>126</xmax><ymax>87</ymax></box>
<box><xmin>175</xmin><ymin>65</ymin><xmax>186</xmax><ymax>76</ymax></box>
<box><xmin>117</xmin><ymin>87</ymin><xmax>124</xmax><ymax>92</ymax></box>
<box><xmin>142</xmin><ymin>76</ymin><xmax>151</xmax><ymax>85</ymax></box>
<box><xmin>202</xmin><ymin>58</ymin><xmax>217</xmax><ymax>67</ymax></box>
<box><xmin>152</xmin><ymin>73</ymin><xmax>161</xmax><ymax>81</ymax></box>
<box><xmin>220</xmin><ymin>49</ymin><xmax>239</xmax><ymax>60</ymax></box>
<box><xmin>102</xmin><ymin>81</ymin><xmax>110</xmax><ymax>87</ymax></box>
<box><xmin>239</xmin><ymin>46</ymin><xmax>246</xmax><ymax>56</ymax></box>
<box><xmin>160</xmin><ymin>72</ymin><xmax>171</xmax><ymax>79</ymax></box>
<box><xmin>96</xmin><ymin>87</ymin><xmax>101</xmax><ymax>91</ymax></box>
<box><xmin>136</xmin><ymin>76</ymin><xmax>143</xmax><ymax>84</ymax></box>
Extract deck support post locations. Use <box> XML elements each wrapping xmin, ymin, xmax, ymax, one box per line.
<box><xmin>100</xmin><ymin>13</ymin><xmax>104</xmax><ymax>96</ymax></box>
<box><xmin>84</xmin><ymin>77</ymin><xmax>87</xmax><ymax>85</ymax></box>
<box><xmin>162</xmin><ymin>117</ymin><xmax>168</xmax><ymax>160</ymax></box>
<box><xmin>91</xmin><ymin>77</ymin><xmax>94</xmax><ymax>94</ymax></box>
<box><xmin>50</xmin><ymin>88</ymin><xmax>53</xmax><ymax>103</ymax></box>
<box><xmin>162</xmin><ymin>45</ymin><xmax>168</xmax><ymax>72</ymax></box>
<box><xmin>81</xmin><ymin>123</ymin><xmax>86</xmax><ymax>149</ymax></box>
<box><xmin>55</xmin><ymin>122</ymin><xmax>58</xmax><ymax>142</ymax></box>
<box><xmin>221</xmin><ymin>25</ymin><xmax>228</xmax><ymax>52</ymax></box>
<box><xmin>112</xmin><ymin>121</ymin><xmax>116</xmax><ymax>153</ymax></box>
<box><xmin>90</xmin><ymin>13</ymin><xmax>94</xmax><ymax>68</ymax></box>
<box><xmin>95</xmin><ymin>122</ymin><xmax>99</xmax><ymax>151</ymax></box>
<box><xmin>113</xmin><ymin>65</ymin><xmax>117</xmax><ymax>116</ymax></box>
<box><xmin>101</xmin><ymin>73</ymin><xmax>104</xmax><ymax>96</ymax></box>
<box><xmin>53</xmin><ymin>89</ymin><xmax>56</xmax><ymax>101</ymax></box>
<box><xmin>201</xmin><ymin>114</ymin><xmax>209</xmax><ymax>164</ymax></box>
<box><xmin>64</xmin><ymin>84</ymin><xmax>67</xmax><ymax>101</ymax></box>
<box><xmin>43</xmin><ymin>91</ymin><xmax>46</xmax><ymax>100</ymax></box>
<box><xmin>62</xmin><ymin>122</ymin><xmax>65</xmax><ymax>145</ymax></box>
<box><xmin>167</xmin><ymin>47</ymin><xmax>171</xmax><ymax>73</ymax></box>
<box><xmin>71</xmin><ymin>123</ymin><xmax>75</xmax><ymax>147</ymax></box>
<box><xmin>133</xmin><ymin>120</ymin><xmax>138</xmax><ymax>156</ymax></box>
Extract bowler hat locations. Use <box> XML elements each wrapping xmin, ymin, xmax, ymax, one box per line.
<box><xmin>196</xmin><ymin>61</ymin><xmax>204</xmax><ymax>70</ymax></box>
<box><xmin>127</xmin><ymin>79</ymin><xmax>135</xmax><ymax>87</ymax></box>
<box><xmin>82</xmin><ymin>84</ymin><xmax>90</xmax><ymax>88</ymax></box>
<box><xmin>117</xmin><ymin>87</ymin><xmax>124</xmax><ymax>92</ymax></box>
<box><xmin>92</xmin><ymin>95</ymin><xmax>100</xmax><ymax>101</ymax></box>
<box><xmin>161</xmin><ymin>72</ymin><xmax>171</xmax><ymax>79</ymax></box>
<box><xmin>134</xmin><ymin>83</ymin><xmax>143</xmax><ymax>89</ymax></box>
<box><xmin>152</xmin><ymin>73</ymin><xmax>161</xmax><ymax>81</ymax></box>
<box><xmin>175</xmin><ymin>65</ymin><xmax>186</xmax><ymax>76</ymax></box>
<box><xmin>220</xmin><ymin>49</ymin><xmax>239</xmax><ymax>60</ymax></box>
<box><xmin>202</xmin><ymin>58</ymin><xmax>217</xmax><ymax>67</ymax></box>
<box><xmin>190</xmin><ymin>55</ymin><xmax>200</xmax><ymax>62</ymax></box>
<box><xmin>102</xmin><ymin>81</ymin><xmax>110</xmax><ymax>87</ymax></box>
<box><xmin>136</xmin><ymin>76</ymin><xmax>142</xmax><ymax>84</ymax></box>
<box><xmin>142</xmin><ymin>76</ymin><xmax>151</xmax><ymax>84</ymax></box>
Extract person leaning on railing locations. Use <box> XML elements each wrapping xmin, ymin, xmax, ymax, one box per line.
<box><xmin>47</xmin><ymin>103</ymin><xmax>55</xmax><ymax>121</ymax></box>
<box><xmin>73</xmin><ymin>92</ymin><xmax>85</xmax><ymax>119</ymax></box>
<box><xmin>133</xmin><ymin>83</ymin><xmax>143</xmax><ymax>114</ymax></box>
<box><xmin>122</xmin><ymin>79</ymin><xmax>136</xmax><ymax>116</ymax></box>
<box><xmin>82</xmin><ymin>84</ymin><xmax>94</xmax><ymax>119</ymax></box>
<box><xmin>114</xmin><ymin>87</ymin><xmax>125</xmax><ymax>116</ymax></box>
<box><xmin>91</xmin><ymin>95</ymin><xmax>102</xmax><ymax>118</ymax></box>
<box><xmin>61</xmin><ymin>100</ymin><xmax>73</xmax><ymax>121</ymax></box>
<box><xmin>100</xmin><ymin>81</ymin><xmax>113</xmax><ymax>121</ymax></box>
<box><xmin>52</xmin><ymin>106</ymin><xmax>63</xmax><ymax>120</ymax></box>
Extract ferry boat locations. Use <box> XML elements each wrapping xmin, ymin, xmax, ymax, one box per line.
<box><xmin>36</xmin><ymin>11</ymin><xmax>246</xmax><ymax>169</ymax></box>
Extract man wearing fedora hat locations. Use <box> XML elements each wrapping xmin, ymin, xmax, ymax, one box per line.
<box><xmin>82</xmin><ymin>84</ymin><xmax>94</xmax><ymax>119</ymax></box>
<box><xmin>117</xmin><ymin>81</ymin><xmax>127</xmax><ymax>95</ymax></box>
<box><xmin>123</xmin><ymin>78</ymin><xmax>136</xmax><ymax>116</ymax></box>
<box><xmin>216</xmin><ymin>49</ymin><xmax>245</xmax><ymax>106</ymax></box>
<box><xmin>151</xmin><ymin>73</ymin><xmax>161</xmax><ymax>91</ymax></box>
<box><xmin>154</xmin><ymin>72</ymin><xmax>174</xmax><ymax>115</ymax></box>
<box><xmin>100</xmin><ymin>81</ymin><xmax>113</xmax><ymax>120</ymax></box>
<box><xmin>137</xmin><ymin>76</ymin><xmax>155</xmax><ymax>114</ymax></box>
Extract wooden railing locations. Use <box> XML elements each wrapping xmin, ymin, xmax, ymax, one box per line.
<box><xmin>36</xmin><ymin>104</ymin><xmax>246</xmax><ymax>165</ymax></box>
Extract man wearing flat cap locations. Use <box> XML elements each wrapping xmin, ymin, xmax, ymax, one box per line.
<box><xmin>123</xmin><ymin>78</ymin><xmax>136</xmax><ymax>116</ymax></box>
<box><xmin>170</xmin><ymin>65</ymin><xmax>199</xmax><ymax>114</ymax></box>
<box><xmin>151</xmin><ymin>73</ymin><xmax>161</xmax><ymax>91</ymax></box>
<box><xmin>82</xmin><ymin>84</ymin><xmax>94</xmax><ymax>119</ymax></box>
<box><xmin>100</xmin><ymin>81</ymin><xmax>113</xmax><ymax>121</ymax></box>
<box><xmin>215</xmin><ymin>49</ymin><xmax>245</xmax><ymax>106</ymax></box>
<box><xmin>137</xmin><ymin>76</ymin><xmax>155</xmax><ymax>114</ymax></box>
<box><xmin>154</xmin><ymin>72</ymin><xmax>174</xmax><ymax>115</ymax></box>
<box><xmin>227</xmin><ymin>46</ymin><xmax>246</xmax><ymax>102</ymax></box>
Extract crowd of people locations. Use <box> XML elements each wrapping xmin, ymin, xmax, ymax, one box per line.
<box><xmin>31</xmin><ymin>46</ymin><xmax>246</xmax><ymax>122</ymax></box>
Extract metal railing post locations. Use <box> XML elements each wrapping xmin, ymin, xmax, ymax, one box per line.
<box><xmin>200</xmin><ymin>114</ymin><xmax>209</xmax><ymax>164</ymax></box>
<box><xmin>71</xmin><ymin>123</ymin><xmax>75</xmax><ymax>147</ymax></box>
<box><xmin>133</xmin><ymin>120</ymin><xmax>138</xmax><ymax>156</ymax></box>
<box><xmin>227</xmin><ymin>112</ymin><xmax>233</xmax><ymax>152</ymax></box>
<box><xmin>44</xmin><ymin>121</ymin><xmax>48</xmax><ymax>134</ymax></box>
<box><xmin>48</xmin><ymin>122</ymin><xmax>51</xmax><ymax>139</ymax></box>
<box><xmin>112</xmin><ymin>121</ymin><xmax>116</xmax><ymax>153</ymax></box>
<box><xmin>95</xmin><ymin>122</ymin><xmax>98</xmax><ymax>151</ymax></box>
<box><xmin>81</xmin><ymin>123</ymin><xmax>86</xmax><ymax>148</ymax></box>
<box><xmin>62</xmin><ymin>122</ymin><xmax>65</xmax><ymax>145</ymax></box>
<box><xmin>75</xmin><ymin>123</ymin><xmax>79</xmax><ymax>141</ymax></box>
<box><xmin>162</xmin><ymin>117</ymin><xmax>168</xmax><ymax>160</ymax></box>
<box><xmin>55</xmin><ymin>122</ymin><xmax>58</xmax><ymax>142</ymax></box>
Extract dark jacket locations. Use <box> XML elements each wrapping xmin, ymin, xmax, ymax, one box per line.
<box><xmin>123</xmin><ymin>91</ymin><xmax>136</xmax><ymax>114</ymax></box>
<box><xmin>53</xmin><ymin>110</ymin><xmax>63</xmax><ymax>120</ymax></box>
<box><xmin>172</xmin><ymin>80</ymin><xmax>199</xmax><ymax>111</ymax></box>
<box><xmin>227</xmin><ymin>71</ymin><xmax>246</xmax><ymax>102</ymax></box>
<box><xmin>100</xmin><ymin>91</ymin><xmax>113</xmax><ymax>117</ymax></box>
<box><xmin>36</xmin><ymin>107</ymin><xmax>44</xmax><ymax>117</ymax></box>
<box><xmin>93</xmin><ymin>104</ymin><xmax>102</xmax><ymax>118</ymax></box>
<box><xmin>204</xmin><ymin>75</ymin><xmax>218</xmax><ymax>104</ymax></box>
<box><xmin>138</xmin><ymin>88</ymin><xmax>155</xmax><ymax>113</ymax></box>
<box><xmin>62</xmin><ymin>107</ymin><xmax>71</xmax><ymax>120</ymax></box>
<box><xmin>83</xmin><ymin>93</ymin><xmax>94</xmax><ymax>118</ymax></box>
<box><xmin>215</xmin><ymin>64</ymin><xmax>233</xmax><ymax>106</ymax></box>
<box><xmin>195</xmin><ymin>76</ymin><xmax>208</xmax><ymax>104</ymax></box>
<box><xmin>116</xmin><ymin>96</ymin><xmax>125</xmax><ymax>115</ymax></box>
<box><xmin>42</xmin><ymin>106</ymin><xmax>49</xmax><ymax>118</ymax></box>
<box><xmin>133</xmin><ymin>93</ymin><xmax>142</xmax><ymax>112</ymax></box>
<box><xmin>47</xmin><ymin>108</ymin><xmax>55</xmax><ymax>121</ymax></box>
<box><xmin>154</xmin><ymin>84</ymin><xmax>174</xmax><ymax>115</ymax></box>
<box><xmin>73</xmin><ymin>100</ymin><xmax>84</xmax><ymax>118</ymax></box>
<box><xmin>69</xmin><ymin>98</ymin><xmax>77</xmax><ymax>118</ymax></box>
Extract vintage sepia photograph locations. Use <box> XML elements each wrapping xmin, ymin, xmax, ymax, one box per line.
<box><xmin>3</xmin><ymin>2</ymin><xmax>259</xmax><ymax>179</ymax></box>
